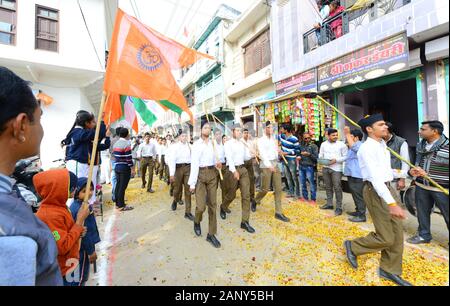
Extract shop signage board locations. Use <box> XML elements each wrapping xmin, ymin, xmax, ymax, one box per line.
<box><xmin>317</xmin><ymin>33</ymin><xmax>410</xmax><ymax>92</ymax></box>
<box><xmin>275</xmin><ymin>69</ymin><xmax>317</xmax><ymax>96</ymax></box>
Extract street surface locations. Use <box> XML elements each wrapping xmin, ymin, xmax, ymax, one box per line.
<box><xmin>88</xmin><ymin>177</ymin><xmax>449</xmax><ymax>286</ymax></box>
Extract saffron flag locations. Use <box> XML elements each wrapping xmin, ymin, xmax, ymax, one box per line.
<box><xmin>103</xmin><ymin>9</ymin><xmax>214</xmax><ymax>123</ymax></box>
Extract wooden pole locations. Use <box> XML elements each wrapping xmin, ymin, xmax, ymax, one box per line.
<box><xmin>210</xmin><ymin>113</ymin><xmax>260</xmax><ymax>164</ymax></box>
<box><xmin>202</xmin><ymin>104</ymin><xmax>223</xmax><ymax>180</ymax></box>
<box><xmin>315</xmin><ymin>94</ymin><xmax>449</xmax><ymax>196</ymax></box>
<box><xmin>83</xmin><ymin>92</ymin><xmax>108</xmax><ymax>205</ymax></box>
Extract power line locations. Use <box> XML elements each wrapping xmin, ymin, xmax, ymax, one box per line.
<box><xmin>77</xmin><ymin>0</ymin><xmax>104</xmax><ymax>70</ymax></box>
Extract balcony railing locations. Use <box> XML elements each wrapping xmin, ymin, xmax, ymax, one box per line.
<box><xmin>303</xmin><ymin>0</ymin><xmax>412</xmax><ymax>54</ymax></box>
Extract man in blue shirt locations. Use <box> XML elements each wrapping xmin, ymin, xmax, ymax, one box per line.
<box><xmin>344</xmin><ymin>129</ymin><xmax>366</xmax><ymax>222</ymax></box>
<box><xmin>279</xmin><ymin>124</ymin><xmax>301</xmax><ymax>198</ymax></box>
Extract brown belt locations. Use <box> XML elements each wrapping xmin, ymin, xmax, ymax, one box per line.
<box><xmin>176</xmin><ymin>163</ymin><xmax>190</xmax><ymax>168</ymax></box>
<box><xmin>199</xmin><ymin>166</ymin><xmax>215</xmax><ymax>170</ymax></box>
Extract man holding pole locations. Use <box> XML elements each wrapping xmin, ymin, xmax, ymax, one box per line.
<box><xmin>344</xmin><ymin>114</ymin><xmax>412</xmax><ymax>286</ymax></box>
<box><xmin>242</xmin><ymin>128</ymin><xmax>258</xmax><ymax>212</ymax></box>
<box><xmin>221</xmin><ymin>124</ymin><xmax>255</xmax><ymax>234</ymax></box>
<box><xmin>169</xmin><ymin>127</ymin><xmax>193</xmax><ymax>220</ymax></box>
<box><xmin>254</xmin><ymin>121</ymin><xmax>290</xmax><ymax>222</ymax></box>
<box><xmin>188</xmin><ymin>122</ymin><xmax>222</xmax><ymax>248</ymax></box>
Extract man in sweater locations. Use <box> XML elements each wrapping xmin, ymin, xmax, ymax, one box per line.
<box><xmin>279</xmin><ymin>124</ymin><xmax>301</xmax><ymax>198</ymax></box>
<box><xmin>408</xmin><ymin>121</ymin><xmax>449</xmax><ymax>244</ymax></box>
<box><xmin>319</xmin><ymin>128</ymin><xmax>348</xmax><ymax>216</ymax></box>
<box><xmin>112</xmin><ymin>128</ymin><xmax>134</xmax><ymax>211</ymax></box>
<box><xmin>297</xmin><ymin>132</ymin><xmax>318</xmax><ymax>203</ymax></box>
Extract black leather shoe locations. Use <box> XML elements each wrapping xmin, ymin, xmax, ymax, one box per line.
<box><xmin>206</xmin><ymin>234</ymin><xmax>221</xmax><ymax>248</ymax></box>
<box><xmin>349</xmin><ymin>215</ymin><xmax>367</xmax><ymax>223</ymax></box>
<box><xmin>320</xmin><ymin>204</ymin><xmax>334</xmax><ymax>210</ymax></box>
<box><xmin>194</xmin><ymin>223</ymin><xmax>201</xmax><ymax>236</ymax></box>
<box><xmin>184</xmin><ymin>213</ymin><xmax>194</xmax><ymax>221</ymax></box>
<box><xmin>171</xmin><ymin>201</ymin><xmax>177</xmax><ymax>211</ymax></box>
<box><xmin>241</xmin><ymin>222</ymin><xmax>256</xmax><ymax>234</ymax></box>
<box><xmin>220</xmin><ymin>207</ymin><xmax>226</xmax><ymax>220</ymax></box>
<box><xmin>344</xmin><ymin>240</ymin><xmax>358</xmax><ymax>269</ymax></box>
<box><xmin>347</xmin><ymin>211</ymin><xmax>359</xmax><ymax>217</ymax></box>
<box><xmin>379</xmin><ymin>269</ymin><xmax>413</xmax><ymax>286</ymax></box>
<box><xmin>407</xmin><ymin>235</ymin><xmax>431</xmax><ymax>245</ymax></box>
<box><xmin>251</xmin><ymin>200</ymin><xmax>257</xmax><ymax>212</ymax></box>
<box><xmin>275</xmin><ymin>213</ymin><xmax>290</xmax><ymax>222</ymax></box>
<box><xmin>335</xmin><ymin>208</ymin><xmax>343</xmax><ymax>216</ymax></box>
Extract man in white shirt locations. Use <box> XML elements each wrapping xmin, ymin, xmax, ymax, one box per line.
<box><xmin>159</xmin><ymin>139</ymin><xmax>169</xmax><ymax>183</ymax></box>
<box><xmin>169</xmin><ymin>129</ymin><xmax>192</xmax><ymax>220</ymax></box>
<box><xmin>188</xmin><ymin>122</ymin><xmax>223</xmax><ymax>248</ymax></box>
<box><xmin>137</xmin><ymin>133</ymin><xmax>157</xmax><ymax>193</ymax></box>
<box><xmin>220</xmin><ymin>124</ymin><xmax>255</xmax><ymax>234</ymax></box>
<box><xmin>344</xmin><ymin>114</ymin><xmax>412</xmax><ymax>287</ymax></box>
<box><xmin>254</xmin><ymin>121</ymin><xmax>290</xmax><ymax>222</ymax></box>
<box><xmin>214</xmin><ymin>128</ymin><xmax>228</xmax><ymax>206</ymax></box>
<box><xmin>319</xmin><ymin>128</ymin><xmax>348</xmax><ymax>216</ymax></box>
<box><xmin>243</xmin><ymin>128</ymin><xmax>258</xmax><ymax>211</ymax></box>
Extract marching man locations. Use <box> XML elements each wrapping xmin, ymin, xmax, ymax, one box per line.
<box><xmin>169</xmin><ymin>128</ymin><xmax>193</xmax><ymax>220</ymax></box>
<box><xmin>188</xmin><ymin>122</ymin><xmax>222</xmax><ymax>248</ymax></box>
<box><xmin>344</xmin><ymin>114</ymin><xmax>412</xmax><ymax>286</ymax></box>
<box><xmin>254</xmin><ymin>121</ymin><xmax>290</xmax><ymax>222</ymax></box>
<box><xmin>220</xmin><ymin>124</ymin><xmax>255</xmax><ymax>234</ymax></box>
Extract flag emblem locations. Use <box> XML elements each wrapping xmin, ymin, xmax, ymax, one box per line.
<box><xmin>137</xmin><ymin>44</ymin><xmax>162</xmax><ymax>71</ymax></box>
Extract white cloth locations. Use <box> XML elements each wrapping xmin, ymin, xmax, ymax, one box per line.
<box><xmin>188</xmin><ymin>138</ymin><xmax>218</xmax><ymax>189</ymax></box>
<box><xmin>224</xmin><ymin>138</ymin><xmax>246</xmax><ymax>173</ymax></box>
<box><xmin>398</xmin><ymin>141</ymin><xmax>410</xmax><ymax>177</ymax></box>
<box><xmin>66</xmin><ymin>160</ymin><xmax>98</xmax><ymax>204</ymax></box>
<box><xmin>100</xmin><ymin>155</ymin><xmax>111</xmax><ymax>184</ymax></box>
<box><xmin>168</xmin><ymin>142</ymin><xmax>191</xmax><ymax>176</ymax></box>
<box><xmin>425</xmin><ymin>139</ymin><xmax>439</xmax><ymax>151</ymax></box>
<box><xmin>358</xmin><ymin>137</ymin><xmax>403</xmax><ymax>205</ymax></box>
<box><xmin>160</xmin><ymin>145</ymin><xmax>168</xmax><ymax>156</ymax></box>
<box><xmin>319</xmin><ymin>140</ymin><xmax>348</xmax><ymax>172</ymax></box>
<box><xmin>257</xmin><ymin>135</ymin><xmax>279</xmax><ymax>168</ymax></box>
<box><xmin>242</xmin><ymin>138</ymin><xmax>256</xmax><ymax>161</ymax></box>
<box><xmin>216</xmin><ymin>142</ymin><xmax>226</xmax><ymax>164</ymax></box>
<box><xmin>137</xmin><ymin>142</ymin><xmax>157</xmax><ymax>158</ymax></box>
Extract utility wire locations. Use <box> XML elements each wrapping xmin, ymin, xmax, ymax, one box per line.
<box><xmin>77</xmin><ymin>0</ymin><xmax>104</xmax><ymax>70</ymax></box>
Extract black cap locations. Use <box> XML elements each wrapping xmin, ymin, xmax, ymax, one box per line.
<box><xmin>358</xmin><ymin>113</ymin><xmax>384</xmax><ymax>131</ymax></box>
<box><xmin>265</xmin><ymin>121</ymin><xmax>272</xmax><ymax>127</ymax></box>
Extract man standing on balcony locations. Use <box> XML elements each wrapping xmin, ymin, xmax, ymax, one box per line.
<box><xmin>314</xmin><ymin>0</ymin><xmax>331</xmax><ymax>46</ymax></box>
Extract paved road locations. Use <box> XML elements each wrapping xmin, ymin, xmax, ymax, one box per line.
<box><xmin>88</xmin><ymin>176</ymin><xmax>449</xmax><ymax>286</ymax></box>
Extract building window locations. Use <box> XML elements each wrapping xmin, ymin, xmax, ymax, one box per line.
<box><xmin>35</xmin><ymin>5</ymin><xmax>58</xmax><ymax>52</ymax></box>
<box><xmin>0</xmin><ymin>0</ymin><xmax>17</xmax><ymax>45</ymax></box>
<box><xmin>244</xmin><ymin>29</ymin><xmax>271</xmax><ymax>77</ymax></box>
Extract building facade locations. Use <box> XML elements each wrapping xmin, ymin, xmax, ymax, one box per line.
<box><xmin>270</xmin><ymin>0</ymin><xmax>449</xmax><ymax>154</ymax></box>
<box><xmin>0</xmin><ymin>0</ymin><xmax>118</xmax><ymax>169</ymax></box>
<box><xmin>224</xmin><ymin>0</ymin><xmax>275</xmax><ymax>136</ymax></box>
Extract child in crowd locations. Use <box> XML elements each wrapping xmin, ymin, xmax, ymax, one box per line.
<box><xmin>34</xmin><ymin>169</ymin><xmax>91</xmax><ymax>286</ymax></box>
<box><xmin>69</xmin><ymin>177</ymin><xmax>101</xmax><ymax>286</ymax></box>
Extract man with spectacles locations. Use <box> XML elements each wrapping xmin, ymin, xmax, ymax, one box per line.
<box><xmin>297</xmin><ymin>132</ymin><xmax>318</xmax><ymax>203</ymax></box>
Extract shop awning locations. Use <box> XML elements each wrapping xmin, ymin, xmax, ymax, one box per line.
<box><xmin>252</xmin><ymin>89</ymin><xmax>313</xmax><ymax>106</ymax></box>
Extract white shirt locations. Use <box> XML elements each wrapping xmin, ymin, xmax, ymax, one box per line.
<box><xmin>358</xmin><ymin>137</ymin><xmax>403</xmax><ymax>205</ymax></box>
<box><xmin>319</xmin><ymin>140</ymin><xmax>348</xmax><ymax>172</ymax></box>
<box><xmin>216</xmin><ymin>141</ymin><xmax>226</xmax><ymax>164</ymax></box>
<box><xmin>257</xmin><ymin>135</ymin><xmax>279</xmax><ymax>168</ymax></box>
<box><xmin>188</xmin><ymin>138</ymin><xmax>218</xmax><ymax>189</ymax></box>
<box><xmin>160</xmin><ymin>145</ymin><xmax>168</xmax><ymax>156</ymax></box>
<box><xmin>168</xmin><ymin>142</ymin><xmax>191</xmax><ymax>176</ymax></box>
<box><xmin>242</xmin><ymin>138</ymin><xmax>256</xmax><ymax>161</ymax></box>
<box><xmin>224</xmin><ymin>138</ymin><xmax>246</xmax><ymax>173</ymax></box>
<box><xmin>137</xmin><ymin>142</ymin><xmax>157</xmax><ymax>158</ymax></box>
<box><xmin>425</xmin><ymin>139</ymin><xmax>439</xmax><ymax>151</ymax></box>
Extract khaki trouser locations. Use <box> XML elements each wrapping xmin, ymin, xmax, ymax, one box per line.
<box><xmin>194</xmin><ymin>168</ymin><xmax>218</xmax><ymax>235</ymax></box>
<box><xmin>174</xmin><ymin>164</ymin><xmax>192</xmax><ymax>214</ymax></box>
<box><xmin>351</xmin><ymin>183</ymin><xmax>404</xmax><ymax>275</ymax></box>
<box><xmin>244</xmin><ymin>159</ymin><xmax>256</xmax><ymax>200</ymax></box>
<box><xmin>159</xmin><ymin>155</ymin><xmax>168</xmax><ymax>179</ymax></box>
<box><xmin>221</xmin><ymin>166</ymin><xmax>251</xmax><ymax>223</ymax></box>
<box><xmin>255</xmin><ymin>164</ymin><xmax>283</xmax><ymax>215</ymax></box>
<box><xmin>218</xmin><ymin>165</ymin><xmax>228</xmax><ymax>204</ymax></box>
<box><xmin>140</xmin><ymin>157</ymin><xmax>154</xmax><ymax>191</ymax></box>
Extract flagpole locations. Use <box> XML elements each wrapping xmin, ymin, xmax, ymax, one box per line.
<box><xmin>202</xmin><ymin>103</ymin><xmax>223</xmax><ymax>181</ymax></box>
<box><xmin>314</xmin><ymin>94</ymin><xmax>449</xmax><ymax>196</ymax></box>
<box><xmin>84</xmin><ymin>92</ymin><xmax>109</xmax><ymax>206</ymax></box>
